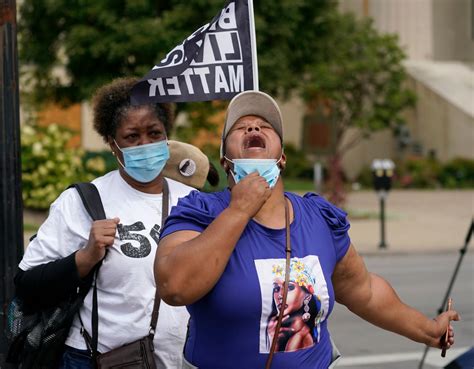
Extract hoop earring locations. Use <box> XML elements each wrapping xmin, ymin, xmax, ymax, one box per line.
<box><xmin>302</xmin><ymin>296</ymin><xmax>311</xmax><ymax>322</ymax></box>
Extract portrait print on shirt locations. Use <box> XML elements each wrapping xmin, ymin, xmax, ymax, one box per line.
<box><xmin>255</xmin><ymin>256</ymin><xmax>329</xmax><ymax>353</ymax></box>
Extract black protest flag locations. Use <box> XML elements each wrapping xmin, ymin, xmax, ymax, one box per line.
<box><xmin>131</xmin><ymin>0</ymin><xmax>258</xmax><ymax>104</ymax></box>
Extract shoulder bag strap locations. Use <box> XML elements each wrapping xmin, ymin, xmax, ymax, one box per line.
<box><xmin>265</xmin><ymin>199</ymin><xmax>291</xmax><ymax>369</ymax></box>
<box><xmin>148</xmin><ymin>178</ymin><xmax>169</xmax><ymax>339</ymax></box>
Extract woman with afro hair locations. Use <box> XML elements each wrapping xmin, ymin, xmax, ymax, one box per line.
<box><xmin>15</xmin><ymin>77</ymin><xmax>209</xmax><ymax>368</ymax></box>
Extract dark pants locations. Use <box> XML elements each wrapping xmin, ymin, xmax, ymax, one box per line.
<box><xmin>58</xmin><ymin>346</ymin><xmax>93</xmax><ymax>369</ymax></box>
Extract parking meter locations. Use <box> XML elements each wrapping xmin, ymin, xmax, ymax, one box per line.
<box><xmin>371</xmin><ymin>159</ymin><xmax>395</xmax><ymax>249</ymax></box>
<box><xmin>371</xmin><ymin>159</ymin><xmax>395</xmax><ymax>193</ymax></box>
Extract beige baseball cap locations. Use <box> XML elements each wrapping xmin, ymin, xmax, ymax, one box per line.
<box><xmin>220</xmin><ymin>90</ymin><xmax>283</xmax><ymax>156</ymax></box>
<box><xmin>163</xmin><ymin>140</ymin><xmax>210</xmax><ymax>189</ymax></box>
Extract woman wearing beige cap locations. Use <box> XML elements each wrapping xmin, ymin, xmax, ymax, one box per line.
<box><xmin>155</xmin><ymin>90</ymin><xmax>459</xmax><ymax>369</ymax></box>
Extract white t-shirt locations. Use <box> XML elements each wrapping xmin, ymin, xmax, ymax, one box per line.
<box><xmin>20</xmin><ymin>170</ymin><xmax>196</xmax><ymax>368</ymax></box>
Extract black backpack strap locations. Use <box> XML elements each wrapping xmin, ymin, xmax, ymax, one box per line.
<box><xmin>68</xmin><ymin>182</ymin><xmax>105</xmax><ymax>362</ymax></box>
<box><xmin>68</xmin><ymin>182</ymin><xmax>106</xmax><ymax>221</ymax></box>
<box><xmin>28</xmin><ymin>183</ymin><xmax>105</xmax><ymax>243</ymax></box>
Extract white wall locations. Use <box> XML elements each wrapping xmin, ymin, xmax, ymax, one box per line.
<box><xmin>81</xmin><ymin>102</ymin><xmax>108</xmax><ymax>151</ymax></box>
<box><xmin>340</xmin><ymin>0</ymin><xmax>474</xmax><ymax>62</ymax></box>
<box><xmin>340</xmin><ymin>128</ymin><xmax>396</xmax><ymax>181</ymax></box>
<box><xmin>278</xmin><ymin>96</ymin><xmax>305</xmax><ymax>149</ymax></box>
<box><xmin>406</xmin><ymin>76</ymin><xmax>474</xmax><ymax>161</ymax></box>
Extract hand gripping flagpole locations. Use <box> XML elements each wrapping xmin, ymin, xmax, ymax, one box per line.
<box><xmin>247</xmin><ymin>0</ymin><xmax>259</xmax><ymax>91</ymax></box>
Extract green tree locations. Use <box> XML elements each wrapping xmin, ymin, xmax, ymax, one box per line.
<box><xmin>301</xmin><ymin>13</ymin><xmax>416</xmax><ymax>204</ymax></box>
<box><xmin>19</xmin><ymin>2</ymin><xmax>415</xmax><ymax>206</ymax></box>
<box><xmin>19</xmin><ymin>0</ymin><xmax>173</xmax><ymax>104</ymax></box>
<box><xmin>19</xmin><ymin>0</ymin><xmax>336</xmax><ymax>105</ymax></box>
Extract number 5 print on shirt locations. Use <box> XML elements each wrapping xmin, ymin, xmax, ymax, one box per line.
<box><xmin>117</xmin><ymin>222</ymin><xmax>161</xmax><ymax>258</ymax></box>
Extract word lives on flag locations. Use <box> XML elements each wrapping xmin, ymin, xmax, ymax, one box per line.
<box><xmin>131</xmin><ymin>0</ymin><xmax>258</xmax><ymax>104</ymax></box>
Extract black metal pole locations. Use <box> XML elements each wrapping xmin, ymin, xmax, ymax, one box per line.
<box><xmin>0</xmin><ymin>0</ymin><xmax>23</xmax><ymax>366</ymax></box>
<box><xmin>378</xmin><ymin>194</ymin><xmax>387</xmax><ymax>249</ymax></box>
<box><xmin>418</xmin><ymin>219</ymin><xmax>474</xmax><ymax>369</ymax></box>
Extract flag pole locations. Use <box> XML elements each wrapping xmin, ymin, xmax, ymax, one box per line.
<box><xmin>247</xmin><ymin>0</ymin><xmax>259</xmax><ymax>91</ymax></box>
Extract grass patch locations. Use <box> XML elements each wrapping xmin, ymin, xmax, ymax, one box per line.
<box><xmin>23</xmin><ymin>223</ymin><xmax>39</xmax><ymax>233</ymax></box>
<box><xmin>283</xmin><ymin>178</ymin><xmax>315</xmax><ymax>192</ymax></box>
<box><xmin>346</xmin><ymin>208</ymin><xmax>400</xmax><ymax>220</ymax></box>
<box><xmin>347</xmin><ymin>209</ymin><xmax>380</xmax><ymax>220</ymax></box>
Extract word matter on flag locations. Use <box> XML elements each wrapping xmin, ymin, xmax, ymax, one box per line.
<box><xmin>131</xmin><ymin>0</ymin><xmax>258</xmax><ymax>104</ymax></box>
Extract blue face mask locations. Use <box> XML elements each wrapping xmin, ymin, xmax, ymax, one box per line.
<box><xmin>225</xmin><ymin>157</ymin><xmax>281</xmax><ymax>188</ymax></box>
<box><xmin>114</xmin><ymin>140</ymin><xmax>170</xmax><ymax>183</ymax></box>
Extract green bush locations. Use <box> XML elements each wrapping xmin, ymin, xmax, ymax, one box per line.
<box><xmin>355</xmin><ymin>156</ymin><xmax>474</xmax><ymax>189</ymax></box>
<box><xmin>394</xmin><ymin>156</ymin><xmax>442</xmax><ymax>188</ymax></box>
<box><xmin>21</xmin><ymin>123</ymin><xmax>94</xmax><ymax>210</ymax></box>
<box><xmin>83</xmin><ymin>150</ymin><xmax>116</xmax><ymax>177</ymax></box>
<box><xmin>282</xmin><ymin>144</ymin><xmax>314</xmax><ymax>180</ymax></box>
<box><xmin>438</xmin><ymin>158</ymin><xmax>474</xmax><ymax>188</ymax></box>
<box><xmin>355</xmin><ymin>166</ymin><xmax>374</xmax><ymax>189</ymax></box>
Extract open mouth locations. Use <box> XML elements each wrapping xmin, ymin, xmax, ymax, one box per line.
<box><xmin>243</xmin><ymin>134</ymin><xmax>266</xmax><ymax>149</ymax></box>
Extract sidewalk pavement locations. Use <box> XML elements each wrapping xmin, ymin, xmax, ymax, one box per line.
<box><xmin>345</xmin><ymin>189</ymin><xmax>474</xmax><ymax>254</ymax></box>
<box><xmin>23</xmin><ymin>189</ymin><xmax>474</xmax><ymax>254</ymax></box>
